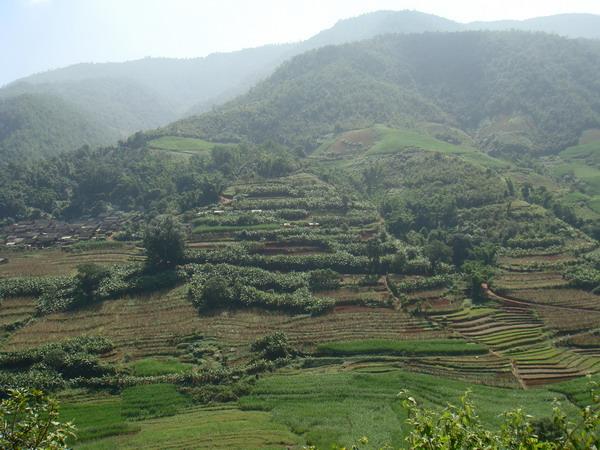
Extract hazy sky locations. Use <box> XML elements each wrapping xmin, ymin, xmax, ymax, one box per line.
<box><xmin>2</xmin><ymin>0</ymin><xmax>600</xmax><ymax>86</ymax></box>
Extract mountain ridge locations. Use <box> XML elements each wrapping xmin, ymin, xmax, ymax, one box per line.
<box><xmin>3</xmin><ymin>10</ymin><xmax>600</xmax><ymax>162</ymax></box>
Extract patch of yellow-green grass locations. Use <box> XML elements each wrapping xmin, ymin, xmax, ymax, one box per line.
<box><xmin>147</xmin><ymin>136</ymin><xmax>229</xmax><ymax>155</ymax></box>
<box><xmin>312</xmin><ymin>126</ymin><xmax>509</xmax><ymax>170</ymax></box>
<box><xmin>0</xmin><ymin>247</ymin><xmax>140</xmax><ymax>278</ymax></box>
<box><xmin>75</xmin><ymin>406</ymin><xmax>302</xmax><ymax>450</ymax></box>
<box><xmin>589</xmin><ymin>195</ymin><xmax>600</xmax><ymax>214</ymax></box>
<box><xmin>553</xmin><ymin>142</ymin><xmax>600</xmax><ymax>194</ymax></box>
<box><xmin>366</xmin><ymin>126</ymin><xmax>509</xmax><ymax>169</ymax></box>
<box><xmin>121</xmin><ymin>383</ymin><xmax>191</xmax><ymax>420</ymax></box>
<box><xmin>61</xmin><ymin>397</ymin><xmax>140</xmax><ymax>444</ymax></box>
<box><xmin>128</xmin><ymin>357</ymin><xmax>193</xmax><ymax>376</ymax></box>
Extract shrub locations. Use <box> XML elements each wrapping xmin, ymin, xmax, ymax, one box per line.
<box><xmin>308</xmin><ymin>269</ymin><xmax>341</xmax><ymax>291</ymax></box>
<box><xmin>563</xmin><ymin>264</ymin><xmax>600</xmax><ymax>290</ymax></box>
<box><xmin>251</xmin><ymin>332</ymin><xmax>296</xmax><ymax>360</ymax></box>
<box><xmin>187</xmin><ymin>265</ymin><xmax>334</xmax><ymax>314</ymax></box>
<box><xmin>0</xmin><ymin>337</ymin><xmax>115</xmax><ymax>385</ymax></box>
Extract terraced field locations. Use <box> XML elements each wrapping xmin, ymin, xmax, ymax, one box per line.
<box><xmin>4</xmin><ymin>287</ymin><xmax>445</xmax><ymax>358</ymax></box>
<box><xmin>429</xmin><ymin>300</ymin><xmax>600</xmax><ymax>386</ymax></box>
<box><xmin>0</xmin><ymin>246</ymin><xmax>142</xmax><ymax>278</ymax></box>
<box><xmin>1</xmin><ymin>163</ymin><xmax>599</xmax><ymax>448</ymax></box>
<box><xmin>502</xmin><ymin>288</ymin><xmax>600</xmax><ymax>311</ymax></box>
<box><xmin>495</xmin><ymin>271</ymin><xmax>569</xmax><ymax>290</ymax></box>
<box><xmin>0</xmin><ymin>296</ymin><xmax>36</xmax><ymax>328</ymax></box>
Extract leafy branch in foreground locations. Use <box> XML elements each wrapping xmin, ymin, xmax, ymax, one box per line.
<box><xmin>304</xmin><ymin>382</ymin><xmax>600</xmax><ymax>449</ymax></box>
<box><xmin>0</xmin><ymin>388</ymin><xmax>76</xmax><ymax>450</ymax></box>
<box><xmin>398</xmin><ymin>382</ymin><xmax>600</xmax><ymax>450</ymax></box>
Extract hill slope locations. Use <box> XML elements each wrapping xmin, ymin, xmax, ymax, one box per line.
<box><xmin>4</xmin><ymin>11</ymin><xmax>600</xmax><ymax>162</ymax></box>
<box><xmin>163</xmin><ymin>31</ymin><xmax>600</xmax><ymax>156</ymax></box>
<box><xmin>0</xmin><ymin>93</ymin><xmax>112</xmax><ymax>161</ymax></box>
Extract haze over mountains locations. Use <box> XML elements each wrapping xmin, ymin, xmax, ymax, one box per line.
<box><xmin>2</xmin><ymin>9</ymin><xmax>600</xmax><ymax>162</ymax></box>
<box><xmin>164</xmin><ymin>31</ymin><xmax>600</xmax><ymax>157</ymax></box>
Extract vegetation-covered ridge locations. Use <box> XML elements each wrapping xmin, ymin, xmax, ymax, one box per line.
<box><xmin>164</xmin><ymin>31</ymin><xmax>600</xmax><ymax>157</ymax></box>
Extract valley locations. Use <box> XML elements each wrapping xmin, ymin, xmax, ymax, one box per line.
<box><xmin>1</xmin><ymin>10</ymin><xmax>600</xmax><ymax>449</ymax></box>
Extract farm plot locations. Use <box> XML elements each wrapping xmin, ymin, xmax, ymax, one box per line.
<box><xmin>147</xmin><ymin>136</ymin><xmax>231</xmax><ymax>156</ymax></box>
<box><xmin>0</xmin><ymin>246</ymin><xmax>141</xmax><ymax>278</ymax></box>
<box><xmin>331</xmin><ymin>352</ymin><xmax>517</xmax><ymax>387</ymax></box>
<box><xmin>503</xmin><ymin>288</ymin><xmax>600</xmax><ymax>311</ymax></box>
<box><xmin>0</xmin><ymin>296</ymin><xmax>36</xmax><ymax>328</ymax></box>
<box><xmin>238</xmin><ymin>366</ymin><xmax>577</xmax><ymax>449</ymax></box>
<box><xmin>3</xmin><ymin>286</ymin><xmax>445</xmax><ymax>358</ymax></box>
<box><xmin>494</xmin><ymin>271</ymin><xmax>569</xmax><ymax>290</ymax></box>
<box><xmin>58</xmin><ymin>388</ymin><xmax>300</xmax><ymax>450</ymax></box>
<box><xmin>76</xmin><ymin>405</ymin><xmax>301</xmax><ymax>450</ymax></box>
<box><xmin>498</xmin><ymin>254</ymin><xmax>578</xmax><ymax>271</ymax></box>
<box><xmin>535</xmin><ymin>306</ymin><xmax>600</xmax><ymax>334</ymax></box>
<box><xmin>430</xmin><ymin>303</ymin><xmax>590</xmax><ymax>386</ymax></box>
<box><xmin>191</xmin><ymin>174</ymin><xmax>380</xmax><ymax>250</ymax></box>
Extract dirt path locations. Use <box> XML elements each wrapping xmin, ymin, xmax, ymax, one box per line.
<box><xmin>381</xmin><ymin>275</ymin><xmax>401</xmax><ymax>310</ymax></box>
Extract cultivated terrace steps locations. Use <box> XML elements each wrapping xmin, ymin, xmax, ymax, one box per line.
<box><xmin>430</xmin><ymin>302</ymin><xmax>596</xmax><ymax>387</ymax></box>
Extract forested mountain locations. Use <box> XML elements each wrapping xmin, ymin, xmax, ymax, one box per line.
<box><xmin>164</xmin><ymin>31</ymin><xmax>600</xmax><ymax>156</ymax></box>
<box><xmin>0</xmin><ymin>45</ymin><xmax>295</xmax><ymax>162</ymax></box>
<box><xmin>0</xmin><ymin>93</ymin><xmax>111</xmax><ymax>161</ymax></box>
<box><xmin>3</xmin><ymin>10</ymin><xmax>600</xmax><ymax>162</ymax></box>
<box><xmin>468</xmin><ymin>13</ymin><xmax>600</xmax><ymax>39</ymax></box>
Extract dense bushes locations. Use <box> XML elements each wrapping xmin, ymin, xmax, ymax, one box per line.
<box><xmin>308</xmin><ymin>269</ymin><xmax>341</xmax><ymax>291</ymax></box>
<box><xmin>33</xmin><ymin>263</ymin><xmax>183</xmax><ymax>314</ymax></box>
<box><xmin>250</xmin><ymin>332</ymin><xmax>298</xmax><ymax>360</ymax></box>
<box><xmin>0</xmin><ymin>276</ymin><xmax>72</xmax><ymax>299</ymax></box>
<box><xmin>505</xmin><ymin>236</ymin><xmax>564</xmax><ymax>249</ymax></box>
<box><xmin>186</xmin><ymin>264</ymin><xmax>335</xmax><ymax>314</ymax></box>
<box><xmin>563</xmin><ymin>264</ymin><xmax>600</xmax><ymax>291</ymax></box>
<box><xmin>186</xmin><ymin>246</ymin><xmax>371</xmax><ymax>273</ymax></box>
<box><xmin>387</xmin><ymin>275</ymin><xmax>454</xmax><ymax>294</ymax></box>
<box><xmin>0</xmin><ymin>337</ymin><xmax>114</xmax><ymax>391</ymax></box>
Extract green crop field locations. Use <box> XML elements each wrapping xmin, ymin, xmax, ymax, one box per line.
<box><xmin>128</xmin><ymin>357</ymin><xmax>193</xmax><ymax>376</ymax></box>
<box><xmin>238</xmin><ymin>367</ymin><xmax>579</xmax><ymax>448</ymax></box>
<box><xmin>148</xmin><ymin>136</ymin><xmax>231</xmax><ymax>155</ymax></box>
<box><xmin>76</xmin><ymin>407</ymin><xmax>301</xmax><ymax>450</ymax></box>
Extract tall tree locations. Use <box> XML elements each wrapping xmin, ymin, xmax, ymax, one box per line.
<box><xmin>143</xmin><ymin>215</ymin><xmax>186</xmax><ymax>269</ymax></box>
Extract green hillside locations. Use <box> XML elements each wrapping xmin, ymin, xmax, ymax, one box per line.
<box><xmin>2</xmin><ymin>23</ymin><xmax>600</xmax><ymax>450</ymax></box>
<box><xmin>0</xmin><ymin>93</ymin><xmax>113</xmax><ymax>161</ymax></box>
<box><xmin>5</xmin><ymin>12</ymin><xmax>600</xmax><ymax>163</ymax></box>
<box><xmin>165</xmin><ymin>31</ymin><xmax>600</xmax><ymax>157</ymax></box>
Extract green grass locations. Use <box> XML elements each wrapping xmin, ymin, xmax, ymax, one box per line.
<box><xmin>552</xmin><ymin>142</ymin><xmax>600</xmax><ymax>196</ymax></box>
<box><xmin>192</xmin><ymin>223</ymin><xmax>280</xmax><ymax>234</ymax></box>
<box><xmin>313</xmin><ymin>125</ymin><xmax>509</xmax><ymax>170</ymax></box>
<box><xmin>61</xmin><ymin>398</ymin><xmax>140</xmax><ymax>443</ymax></box>
<box><xmin>121</xmin><ymin>384</ymin><xmax>191</xmax><ymax>420</ymax></box>
<box><xmin>148</xmin><ymin>136</ymin><xmax>229</xmax><ymax>154</ymax></box>
<box><xmin>561</xmin><ymin>141</ymin><xmax>600</xmax><ymax>162</ymax></box>
<box><xmin>128</xmin><ymin>357</ymin><xmax>193</xmax><ymax>376</ymax></box>
<box><xmin>75</xmin><ymin>407</ymin><xmax>301</xmax><ymax>450</ymax></box>
<box><xmin>549</xmin><ymin>374</ymin><xmax>600</xmax><ymax>407</ymax></box>
<box><xmin>366</xmin><ymin>126</ymin><xmax>509</xmax><ymax>169</ymax></box>
<box><xmin>589</xmin><ymin>196</ymin><xmax>600</xmax><ymax>213</ymax></box>
<box><xmin>317</xmin><ymin>339</ymin><xmax>487</xmax><ymax>357</ymax></box>
<box><xmin>239</xmin><ymin>366</ymin><xmax>578</xmax><ymax>449</ymax></box>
